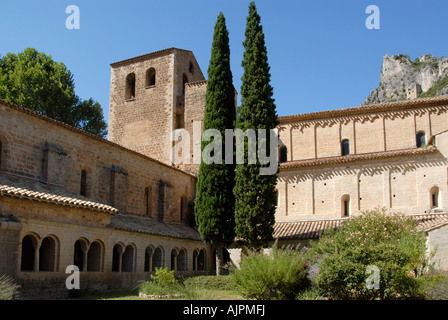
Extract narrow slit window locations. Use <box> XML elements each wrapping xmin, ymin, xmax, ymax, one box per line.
<box><xmin>279</xmin><ymin>146</ymin><xmax>287</xmax><ymax>163</ymax></box>
<box><xmin>416</xmin><ymin>132</ymin><xmax>426</xmax><ymax>148</ymax></box>
<box><xmin>80</xmin><ymin>170</ymin><xmax>87</xmax><ymax>197</ymax></box>
<box><xmin>145</xmin><ymin>187</ymin><xmax>150</xmax><ymax>216</ymax></box>
<box><xmin>430</xmin><ymin>186</ymin><xmax>439</xmax><ymax>208</ymax></box>
<box><xmin>341</xmin><ymin>139</ymin><xmax>350</xmax><ymax>156</ymax></box>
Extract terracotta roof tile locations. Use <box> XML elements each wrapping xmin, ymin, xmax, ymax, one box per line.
<box><xmin>110</xmin><ymin>47</ymin><xmax>192</xmax><ymax>67</ymax></box>
<box><xmin>280</xmin><ymin>147</ymin><xmax>437</xmax><ymax>171</ymax></box>
<box><xmin>274</xmin><ymin>213</ymin><xmax>448</xmax><ymax>240</ymax></box>
<box><xmin>279</xmin><ymin>95</ymin><xmax>448</xmax><ymax>123</ymax></box>
<box><xmin>0</xmin><ymin>174</ymin><xmax>118</xmax><ymax>214</ymax></box>
<box><xmin>110</xmin><ymin>214</ymin><xmax>202</xmax><ymax>241</ymax></box>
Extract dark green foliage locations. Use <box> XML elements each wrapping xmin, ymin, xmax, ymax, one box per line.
<box><xmin>231</xmin><ymin>246</ymin><xmax>310</xmax><ymax>300</ymax></box>
<box><xmin>0</xmin><ymin>48</ymin><xmax>107</xmax><ymax>137</ymax></box>
<box><xmin>234</xmin><ymin>2</ymin><xmax>279</xmax><ymax>249</ymax></box>
<box><xmin>309</xmin><ymin>209</ymin><xmax>431</xmax><ymax>299</ymax></box>
<box><xmin>194</xmin><ymin>13</ymin><xmax>236</xmax><ymax>273</ymax></box>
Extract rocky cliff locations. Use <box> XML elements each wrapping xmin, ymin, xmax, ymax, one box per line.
<box><xmin>362</xmin><ymin>54</ymin><xmax>448</xmax><ymax>105</ymax></box>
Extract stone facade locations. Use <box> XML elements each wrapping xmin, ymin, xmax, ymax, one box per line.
<box><xmin>276</xmin><ymin>97</ymin><xmax>448</xmax><ymax>220</ymax></box>
<box><xmin>0</xmin><ymin>97</ymin><xmax>213</xmax><ymax>296</ymax></box>
<box><xmin>2</xmin><ymin>47</ymin><xmax>448</xmax><ymax>298</ymax></box>
<box><xmin>108</xmin><ymin>48</ymin><xmax>205</xmax><ymax>166</ymax></box>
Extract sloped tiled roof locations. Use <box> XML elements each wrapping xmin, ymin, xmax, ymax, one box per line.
<box><xmin>279</xmin><ymin>95</ymin><xmax>448</xmax><ymax>123</ymax></box>
<box><xmin>0</xmin><ymin>174</ymin><xmax>118</xmax><ymax>214</ymax></box>
<box><xmin>274</xmin><ymin>213</ymin><xmax>448</xmax><ymax>241</ymax></box>
<box><xmin>412</xmin><ymin>213</ymin><xmax>448</xmax><ymax>232</ymax></box>
<box><xmin>110</xmin><ymin>47</ymin><xmax>192</xmax><ymax>67</ymax></box>
<box><xmin>274</xmin><ymin>219</ymin><xmax>342</xmax><ymax>240</ymax></box>
<box><xmin>110</xmin><ymin>214</ymin><xmax>202</xmax><ymax>241</ymax></box>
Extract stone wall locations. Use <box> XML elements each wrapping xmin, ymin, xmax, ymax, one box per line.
<box><xmin>0</xmin><ymin>101</ymin><xmax>197</xmax><ymax>222</ymax></box>
<box><xmin>276</xmin><ymin>98</ymin><xmax>448</xmax><ymax>220</ymax></box>
<box><xmin>108</xmin><ymin>48</ymin><xmax>205</xmax><ymax>167</ymax></box>
<box><xmin>278</xmin><ymin>99</ymin><xmax>448</xmax><ymax>162</ymax></box>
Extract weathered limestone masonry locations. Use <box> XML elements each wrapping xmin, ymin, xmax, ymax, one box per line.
<box><xmin>108</xmin><ymin>48</ymin><xmax>205</xmax><ymax>166</ymax></box>
<box><xmin>0</xmin><ymin>98</ymin><xmax>213</xmax><ymax>296</ymax></box>
<box><xmin>275</xmin><ymin>97</ymin><xmax>448</xmax><ymax>220</ymax></box>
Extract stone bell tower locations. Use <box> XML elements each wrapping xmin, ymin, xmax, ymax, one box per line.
<box><xmin>108</xmin><ymin>48</ymin><xmax>205</xmax><ymax>166</ymax></box>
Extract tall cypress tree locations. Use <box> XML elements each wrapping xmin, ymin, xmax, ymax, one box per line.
<box><xmin>234</xmin><ymin>2</ymin><xmax>279</xmax><ymax>250</ymax></box>
<box><xmin>194</xmin><ymin>13</ymin><xmax>236</xmax><ymax>275</ymax></box>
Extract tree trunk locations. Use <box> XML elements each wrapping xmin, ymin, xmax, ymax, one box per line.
<box><xmin>215</xmin><ymin>242</ymin><xmax>224</xmax><ymax>276</ymax></box>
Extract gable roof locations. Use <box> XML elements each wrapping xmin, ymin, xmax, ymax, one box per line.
<box><xmin>0</xmin><ymin>174</ymin><xmax>118</xmax><ymax>214</ymax></box>
<box><xmin>279</xmin><ymin>95</ymin><xmax>448</xmax><ymax>124</ymax></box>
<box><xmin>110</xmin><ymin>214</ymin><xmax>202</xmax><ymax>241</ymax></box>
<box><xmin>110</xmin><ymin>47</ymin><xmax>193</xmax><ymax>67</ymax></box>
<box><xmin>273</xmin><ymin>213</ymin><xmax>448</xmax><ymax>241</ymax></box>
<box><xmin>279</xmin><ymin>147</ymin><xmax>438</xmax><ymax>171</ymax></box>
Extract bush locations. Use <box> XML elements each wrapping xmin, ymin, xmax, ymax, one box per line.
<box><xmin>0</xmin><ymin>275</ymin><xmax>20</xmax><ymax>300</ymax></box>
<box><xmin>139</xmin><ymin>267</ymin><xmax>181</xmax><ymax>297</ymax></box>
<box><xmin>309</xmin><ymin>208</ymin><xmax>430</xmax><ymax>299</ymax></box>
<box><xmin>150</xmin><ymin>267</ymin><xmax>177</xmax><ymax>286</ymax></box>
<box><xmin>231</xmin><ymin>246</ymin><xmax>310</xmax><ymax>300</ymax></box>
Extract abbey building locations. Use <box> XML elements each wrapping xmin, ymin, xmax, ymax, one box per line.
<box><xmin>1</xmin><ymin>48</ymin><xmax>448</xmax><ymax>295</ymax></box>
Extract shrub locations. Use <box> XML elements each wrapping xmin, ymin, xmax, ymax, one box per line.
<box><xmin>231</xmin><ymin>246</ymin><xmax>310</xmax><ymax>300</ymax></box>
<box><xmin>150</xmin><ymin>267</ymin><xmax>177</xmax><ymax>286</ymax></box>
<box><xmin>309</xmin><ymin>208</ymin><xmax>430</xmax><ymax>299</ymax></box>
<box><xmin>139</xmin><ymin>267</ymin><xmax>181</xmax><ymax>297</ymax></box>
<box><xmin>0</xmin><ymin>275</ymin><xmax>20</xmax><ymax>300</ymax></box>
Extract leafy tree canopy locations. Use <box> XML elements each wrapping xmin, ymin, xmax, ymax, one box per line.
<box><xmin>0</xmin><ymin>48</ymin><xmax>107</xmax><ymax>137</ymax></box>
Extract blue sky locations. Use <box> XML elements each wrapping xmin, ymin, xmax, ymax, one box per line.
<box><xmin>1</xmin><ymin>0</ymin><xmax>447</xmax><ymax>124</ymax></box>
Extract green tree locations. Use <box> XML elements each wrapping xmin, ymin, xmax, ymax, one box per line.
<box><xmin>0</xmin><ymin>47</ymin><xmax>107</xmax><ymax>137</ymax></box>
<box><xmin>194</xmin><ymin>13</ymin><xmax>236</xmax><ymax>275</ymax></box>
<box><xmin>234</xmin><ymin>2</ymin><xmax>279</xmax><ymax>250</ymax></box>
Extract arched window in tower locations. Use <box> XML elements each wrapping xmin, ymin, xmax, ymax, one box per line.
<box><xmin>146</xmin><ymin>68</ymin><xmax>156</xmax><ymax>87</ymax></box>
<box><xmin>80</xmin><ymin>170</ymin><xmax>87</xmax><ymax>197</ymax></box>
<box><xmin>416</xmin><ymin>132</ymin><xmax>426</xmax><ymax>148</ymax></box>
<box><xmin>279</xmin><ymin>146</ymin><xmax>287</xmax><ymax>163</ymax></box>
<box><xmin>125</xmin><ymin>73</ymin><xmax>136</xmax><ymax>100</ymax></box>
<box><xmin>341</xmin><ymin>139</ymin><xmax>350</xmax><ymax>156</ymax></box>
<box><xmin>189</xmin><ymin>61</ymin><xmax>194</xmax><ymax>75</ymax></box>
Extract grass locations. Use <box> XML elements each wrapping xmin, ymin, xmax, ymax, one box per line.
<box><xmin>81</xmin><ymin>288</ymin><xmax>243</xmax><ymax>300</ymax></box>
<box><xmin>78</xmin><ymin>276</ymin><xmax>244</xmax><ymax>300</ymax></box>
